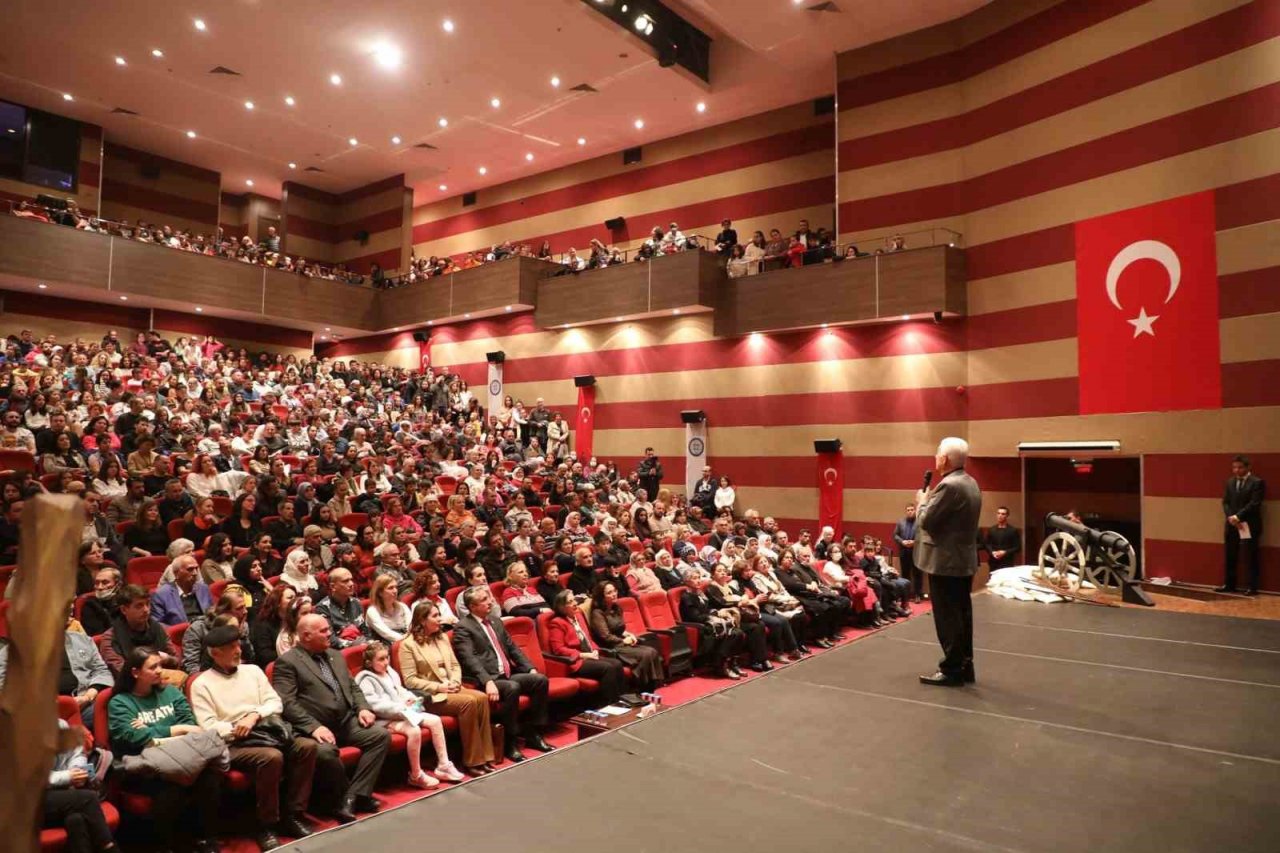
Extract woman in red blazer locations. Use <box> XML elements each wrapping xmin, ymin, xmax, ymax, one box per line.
<box><xmin>546</xmin><ymin>590</ymin><xmax>626</xmax><ymax>706</ymax></box>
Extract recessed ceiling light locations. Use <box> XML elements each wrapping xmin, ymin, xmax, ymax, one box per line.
<box><xmin>319</xmin><ymin>335</ymin><xmax>326</xmax><ymax>340</ymax></box>
<box><xmin>119</xmin><ymin>295</ymin><xmax>128</xmax><ymax>301</ymax></box>
<box><xmin>438</xmin><ymin>117</ymin><xmax>448</xmax><ymax>127</ymax></box>
<box><xmin>490</xmin><ymin>97</ymin><xmax>501</xmax><ymax>109</ymax></box>
<box><xmin>324</xmin><ymin>327</ymin><xmax>331</xmax><ymax>331</ymax></box>
<box><xmin>37</xmin><ymin>283</ymin><xmax>47</xmax><ymax>289</ymax></box>
<box><xmin>577</xmin><ymin>137</ymin><xmax>587</xmax><ymax>145</ymax></box>
<box><xmin>442</xmin><ymin>18</ymin><xmax>455</xmax><ymax>32</ymax></box>
<box><xmin>615</xmin><ymin>316</ymin><xmax>623</xmax><ymax>322</ymax></box>
<box><xmin>62</xmin><ymin>93</ymin><xmax>74</xmax><ymax>101</ymax></box>
<box><xmin>195</xmin><ymin>306</ymin><xmax>203</xmax><ymax>312</ymax></box>
<box><xmin>193</xmin><ymin>18</ymin><xmax>206</xmax><ymax>31</ymax></box>
<box><xmin>330</xmin><ymin>73</ymin><xmax>342</xmax><ymax>86</ymax></box>
<box><xmin>288</xmin><ymin>162</ymin><xmax>297</xmax><ymax>169</ymax></box>
<box><xmin>284</xmin><ymin>95</ymin><xmax>295</xmax><ymax>106</ymax></box>
<box><xmin>505</xmin><ymin>305</ymin><xmax>512</xmax><ymax>311</ymax></box>
<box><xmin>634</xmin><ymin>118</ymin><xmax>644</xmax><ymax>129</ymax></box>
<box><xmin>5</xmin><ymin>129</ymin><xmax>13</xmax><ymax>134</ymax></box>
<box><xmin>114</xmin><ymin>56</ymin><xmax>127</xmax><ymax>66</ymax></box>
<box><xmin>478</xmin><ymin>166</ymin><xmax>487</xmax><ymax>175</ymax></box>
<box><xmin>244</xmin><ymin>101</ymin><xmax>254</xmax><ymax>110</ymax></box>
<box><xmin>438</xmin><ymin>184</ymin><xmax>447</xmax><ymax>191</ymax></box>
<box><xmin>391</xmin><ymin>135</ymin><xmax>401</xmax><ymax>144</ymax></box>
<box><xmin>550</xmin><ymin>76</ymin><xmax>561</xmax><ymax>87</ymax></box>
<box><xmin>348</xmin><ymin>137</ymin><xmax>358</xmax><ymax>146</ymax></box>
<box><xmin>186</xmin><ymin>130</ymin><xmax>196</xmax><ymax>139</ymax></box>
<box><xmin>695</xmin><ymin>101</ymin><xmax>707</xmax><ymax>113</ymax></box>
<box><xmin>245</xmin><ymin>179</ymin><xmax>254</xmax><ymax>186</ymax></box>
<box><xmin>151</xmin><ymin>48</ymin><xmax>164</xmax><ymax>58</ymax></box>
<box><xmin>672</xmin><ymin>308</ymin><xmax>680</xmax><ymax>315</ymax></box>
<box><xmin>426</xmin><ymin>321</ymin><xmax>433</xmax><ymax>326</ymax></box>
<box><xmin>525</xmin><ymin>153</ymin><xmax>534</xmax><ymax>162</ymax></box>
<box><xmin>464</xmin><ymin>313</ymin><xmax>471</xmax><ymax>318</ymax></box>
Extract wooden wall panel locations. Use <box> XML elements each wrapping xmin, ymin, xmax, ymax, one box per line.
<box><xmin>0</xmin><ymin>216</ymin><xmax>110</xmax><ymax>292</ymax></box>
<box><xmin>376</xmin><ymin>257</ymin><xmax>558</xmax><ymax>328</ymax></box>
<box><xmin>536</xmin><ymin>250</ymin><xmax>721</xmax><ymax>328</ymax></box>
<box><xmin>264</xmin><ymin>272</ymin><xmax>379</xmax><ymax>331</ymax></box>
<box><xmin>110</xmin><ymin>238</ymin><xmax>264</xmax><ymax>312</ymax></box>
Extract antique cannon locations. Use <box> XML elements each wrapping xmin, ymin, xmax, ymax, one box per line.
<box><xmin>1036</xmin><ymin>512</ymin><xmax>1138</xmax><ymax>593</ymax></box>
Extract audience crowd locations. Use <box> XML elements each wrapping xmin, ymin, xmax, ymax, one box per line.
<box><xmin>0</xmin><ymin>324</ymin><xmax>927</xmax><ymax>852</ymax></box>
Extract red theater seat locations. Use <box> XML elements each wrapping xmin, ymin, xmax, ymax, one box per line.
<box><xmin>125</xmin><ymin>556</ymin><xmax>169</xmax><ymax>589</ymax></box>
<box><xmin>503</xmin><ymin>616</ymin><xmax>579</xmax><ymax>702</ymax></box>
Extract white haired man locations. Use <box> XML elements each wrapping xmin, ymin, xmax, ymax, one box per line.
<box><xmin>915</xmin><ymin>437</ymin><xmax>982</xmax><ymax>687</ymax></box>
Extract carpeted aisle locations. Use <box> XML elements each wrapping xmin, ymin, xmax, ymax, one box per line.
<box><xmin>282</xmin><ymin>595</ymin><xmax>1280</xmax><ymax>853</ymax></box>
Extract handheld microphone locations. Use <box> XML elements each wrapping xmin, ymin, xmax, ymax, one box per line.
<box><xmin>922</xmin><ymin>470</ymin><xmax>933</xmax><ymax>491</ymax></box>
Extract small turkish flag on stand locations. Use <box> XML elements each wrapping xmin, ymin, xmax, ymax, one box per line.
<box><xmin>1075</xmin><ymin>191</ymin><xmax>1221</xmax><ymax>415</ymax></box>
<box><xmin>575</xmin><ymin>385</ymin><xmax>595</xmax><ymax>461</ymax></box>
<box><xmin>816</xmin><ymin>450</ymin><xmax>844</xmax><ymax>534</ymax></box>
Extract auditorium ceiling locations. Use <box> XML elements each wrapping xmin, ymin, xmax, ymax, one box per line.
<box><xmin>0</xmin><ymin>0</ymin><xmax>986</xmax><ymax>199</ymax></box>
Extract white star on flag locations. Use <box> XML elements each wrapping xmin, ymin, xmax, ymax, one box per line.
<box><xmin>1127</xmin><ymin>306</ymin><xmax>1159</xmax><ymax>338</ymax></box>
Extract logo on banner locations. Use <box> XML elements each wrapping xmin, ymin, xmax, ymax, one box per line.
<box><xmin>580</xmin><ymin>407</ymin><xmax>591</xmax><ymax>421</ymax></box>
<box><xmin>489</xmin><ymin>379</ymin><xmax>502</xmax><ymax>396</ymax></box>
<box><xmin>1105</xmin><ymin>240</ymin><xmax>1180</xmax><ymax>338</ymax></box>
<box><xmin>822</xmin><ymin>466</ymin><xmax>839</xmax><ymax>485</ymax></box>
<box><xmin>687</xmin><ymin>437</ymin><xmax>704</xmax><ymax>457</ymax></box>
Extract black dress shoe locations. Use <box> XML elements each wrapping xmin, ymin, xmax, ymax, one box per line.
<box><xmin>1243</xmin><ymin>589</ymin><xmax>1259</xmax><ymax>597</ymax></box>
<box><xmin>1213</xmin><ymin>585</ymin><xmax>1238</xmax><ymax>593</ymax></box>
<box><xmin>504</xmin><ymin>748</ymin><xmax>526</xmax><ymax>763</ymax></box>
<box><xmin>524</xmin><ymin>734</ymin><xmax>554</xmax><ymax>752</ymax></box>
<box><xmin>749</xmin><ymin>661</ymin><xmax>770</xmax><ymax>673</ymax></box>
<box><xmin>277</xmin><ymin>816</ymin><xmax>313</xmax><ymax>839</ymax></box>
<box><xmin>796</xmin><ymin>645</ymin><xmax>812</xmax><ymax>655</ymax></box>
<box><xmin>919</xmin><ymin>671</ymin><xmax>965</xmax><ymax>687</ymax></box>
<box><xmin>962</xmin><ymin>666</ymin><xmax>976</xmax><ymax>684</ymax></box>
<box><xmin>333</xmin><ymin>797</ymin><xmax>357</xmax><ymax>823</ymax></box>
<box><xmin>255</xmin><ymin>830</ymin><xmax>282</xmax><ymax>851</ymax></box>
<box><xmin>353</xmin><ymin>795</ymin><xmax>381</xmax><ymax>814</ymax></box>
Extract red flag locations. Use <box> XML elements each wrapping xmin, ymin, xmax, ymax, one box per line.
<box><xmin>575</xmin><ymin>385</ymin><xmax>595</xmax><ymax>461</ymax></box>
<box><xmin>418</xmin><ymin>341</ymin><xmax>431</xmax><ymax>372</ymax></box>
<box><xmin>1075</xmin><ymin>191</ymin><xmax>1220</xmax><ymax>415</ymax></box>
<box><xmin>816</xmin><ymin>450</ymin><xmax>844</xmax><ymax>533</ymax></box>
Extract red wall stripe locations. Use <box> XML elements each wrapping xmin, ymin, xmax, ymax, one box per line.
<box><xmin>103</xmin><ymin>142</ymin><xmax>220</xmax><ymax>183</ymax></box>
<box><xmin>1145</xmin><ymin>539</ymin><xmax>1278</xmax><ymax>589</ymax></box>
<box><xmin>340</xmin><ymin>174</ymin><xmax>405</xmax><ymax>203</ymax></box>
<box><xmin>841</xmin><ymin>83</ymin><xmax>1280</xmax><ymax>230</ymax></box>
<box><xmin>1220</xmin><ymin>267</ymin><xmax>1280</xmax><ymax>319</ymax></box>
<box><xmin>4</xmin><ymin>290</ymin><xmax>147</xmax><ymax>327</ymax></box>
<box><xmin>1144</xmin><ymin>453</ymin><xmax>1280</xmax><ymax>499</ymax></box>
<box><xmin>413</xmin><ymin>122</ymin><xmax>833</xmax><ymax>243</ymax></box>
<box><xmin>966</xmin><ymin>300</ymin><xmax>1076</xmax><ymax>350</ymax></box>
<box><xmin>151</xmin><ymin>309</ymin><xmax>314</xmax><ymax>349</ymax></box>
<box><xmin>286</xmin><ymin>214</ymin><xmax>339</xmax><ymax>244</ymax></box>
<box><xmin>1223</xmin><ymin>359</ymin><xmax>1280</xmax><ymax>409</ymax></box>
<box><xmin>838</xmin><ymin>0</ymin><xmax>1280</xmax><ymax>171</ymax></box>
<box><xmin>317</xmin><ymin>331</ymin><xmax>419</xmax><ymax>358</ymax></box>
<box><xmin>99</xmin><ymin>178</ymin><xmax>219</xmax><ymax>228</ymax></box>
<box><xmin>428</xmin><ymin>313</ymin><xmax>541</xmax><ymax>349</ymax></box>
<box><xmin>283</xmin><ymin>182</ymin><xmax>339</xmax><ymax>205</ymax></box>
<box><xmin>1216</xmin><ymin>172</ymin><xmax>1280</xmax><ymax>230</ymax></box>
<box><xmin>79</xmin><ymin>160</ymin><xmax>101</xmax><ymax>188</ymax></box>
<box><xmin>835</xmin><ymin>0</ymin><xmax>1148</xmax><ymax>109</ymax></box>
<box><xmin>342</xmin><ymin>247</ymin><xmax>401</xmax><ymax>275</ymax></box>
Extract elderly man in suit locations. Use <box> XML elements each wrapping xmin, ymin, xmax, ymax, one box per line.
<box><xmin>915</xmin><ymin>437</ymin><xmax>982</xmax><ymax>687</ymax></box>
<box><xmin>452</xmin><ymin>586</ymin><xmax>553</xmax><ymax>762</ymax></box>
<box><xmin>1218</xmin><ymin>454</ymin><xmax>1266</xmax><ymax>596</ymax></box>
<box><xmin>272</xmin><ymin>614</ymin><xmax>390</xmax><ymax>823</ymax></box>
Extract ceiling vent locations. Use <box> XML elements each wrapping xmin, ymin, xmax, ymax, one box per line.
<box><xmin>110</xmin><ymin>107</ymin><xmax>140</xmax><ymax>116</ymax></box>
<box><xmin>806</xmin><ymin>1</ymin><xmax>841</xmax><ymax>11</ymax></box>
<box><xmin>413</xmin><ymin>143</ymin><xmax>439</xmax><ymax>150</ymax></box>
<box><xmin>569</xmin><ymin>83</ymin><xmax>598</xmax><ymax>93</ymax></box>
<box><xmin>208</xmin><ymin>66</ymin><xmax>242</xmax><ymax>75</ymax></box>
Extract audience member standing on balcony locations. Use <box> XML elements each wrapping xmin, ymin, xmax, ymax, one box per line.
<box><xmin>662</xmin><ymin>222</ymin><xmax>687</xmax><ymax>252</ymax></box>
<box><xmin>743</xmin><ymin>231</ymin><xmax>767</xmax><ymax>274</ymax></box>
<box><xmin>714</xmin><ymin>219</ymin><xmax>738</xmax><ymax>256</ymax></box>
<box><xmin>727</xmin><ymin>244</ymin><xmax>750</xmax><ymax>278</ymax></box>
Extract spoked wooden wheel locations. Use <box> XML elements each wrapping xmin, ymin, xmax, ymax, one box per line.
<box><xmin>1084</xmin><ymin>537</ymin><xmax>1137</xmax><ymax>591</ymax></box>
<box><xmin>1037</xmin><ymin>532</ymin><xmax>1085</xmax><ymax>594</ymax></box>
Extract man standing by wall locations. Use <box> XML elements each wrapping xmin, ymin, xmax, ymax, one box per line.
<box><xmin>637</xmin><ymin>447</ymin><xmax>663</xmax><ymax>505</ymax></box>
<box><xmin>893</xmin><ymin>503</ymin><xmax>923</xmax><ymax>602</ymax></box>
<box><xmin>1218</xmin><ymin>455</ymin><xmax>1265</xmax><ymax>596</ymax></box>
<box><xmin>982</xmin><ymin>507</ymin><xmax>1021</xmax><ymax>573</ymax></box>
<box><xmin>915</xmin><ymin>437</ymin><xmax>982</xmax><ymax>687</ymax></box>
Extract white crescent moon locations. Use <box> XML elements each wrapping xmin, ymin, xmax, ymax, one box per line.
<box><xmin>822</xmin><ymin>467</ymin><xmax>838</xmax><ymax>485</ymax></box>
<box><xmin>1105</xmin><ymin>239</ymin><xmax>1180</xmax><ymax>310</ymax></box>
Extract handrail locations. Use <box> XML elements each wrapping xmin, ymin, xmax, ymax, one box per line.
<box><xmin>4</xmin><ymin>199</ymin><xmax>374</xmax><ymax>286</ymax></box>
<box><xmin>840</xmin><ymin>226</ymin><xmax>962</xmax><ymax>258</ymax></box>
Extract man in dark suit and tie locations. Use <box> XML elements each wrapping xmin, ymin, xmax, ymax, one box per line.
<box><xmin>272</xmin><ymin>614</ymin><xmax>390</xmax><ymax>823</ymax></box>
<box><xmin>915</xmin><ymin>437</ymin><xmax>983</xmax><ymax>687</ymax></box>
<box><xmin>1218</xmin><ymin>455</ymin><xmax>1266</xmax><ymax>596</ymax></box>
<box><xmin>452</xmin><ymin>586</ymin><xmax>553</xmax><ymax>762</ymax></box>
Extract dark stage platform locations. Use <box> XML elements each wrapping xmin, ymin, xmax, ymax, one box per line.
<box><xmin>290</xmin><ymin>595</ymin><xmax>1280</xmax><ymax>852</ymax></box>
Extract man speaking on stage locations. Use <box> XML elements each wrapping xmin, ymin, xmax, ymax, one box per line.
<box><xmin>915</xmin><ymin>437</ymin><xmax>982</xmax><ymax>687</ymax></box>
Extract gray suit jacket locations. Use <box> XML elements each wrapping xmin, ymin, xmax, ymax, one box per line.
<box><xmin>915</xmin><ymin>469</ymin><xmax>982</xmax><ymax>577</ymax></box>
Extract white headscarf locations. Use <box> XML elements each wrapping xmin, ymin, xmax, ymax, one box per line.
<box><xmin>281</xmin><ymin>549</ymin><xmax>318</xmax><ymax>592</ymax></box>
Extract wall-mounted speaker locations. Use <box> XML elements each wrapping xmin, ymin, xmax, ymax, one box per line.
<box><xmin>622</xmin><ymin>146</ymin><xmax>642</xmax><ymax>165</ymax></box>
<box><xmin>355</xmin><ymin>229</ymin><xmax>370</xmax><ymax>245</ymax></box>
<box><xmin>680</xmin><ymin>410</ymin><xmax>706</xmax><ymax>424</ymax></box>
<box><xmin>574</xmin><ymin>375</ymin><xmax>596</xmax><ymax>387</ymax></box>
<box><xmin>813</xmin><ymin>438</ymin><xmax>843</xmax><ymax>453</ymax></box>
<box><xmin>486</xmin><ymin>351</ymin><xmax>506</xmax><ymax>364</ymax></box>
<box><xmin>813</xmin><ymin>95</ymin><xmax>835</xmax><ymax>116</ymax></box>
<box><xmin>604</xmin><ymin>216</ymin><xmax>626</xmax><ymax>231</ymax></box>
<box><xmin>412</xmin><ymin>331</ymin><xmax>428</xmax><ymax>343</ymax></box>
<box><xmin>462</xmin><ymin>191</ymin><xmax>477</xmax><ymax>207</ymax></box>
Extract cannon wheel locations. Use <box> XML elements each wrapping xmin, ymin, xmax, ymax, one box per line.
<box><xmin>1084</xmin><ymin>536</ymin><xmax>1137</xmax><ymax>591</ymax></box>
<box><xmin>1037</xmin><ymin>532</ymin><xmax>1085</xmax><ymax>593</ymax></box>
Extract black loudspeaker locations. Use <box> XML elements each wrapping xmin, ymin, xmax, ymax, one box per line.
<box><xmin>355</xmin><ymin>229</ymin><xmax>370</xmax><ymax>245</ymax></box>
<box><xmin>462</xmin><ymin>191</ymin><xmax>477</xmax><ymax>207</ymax></box>
<box><xmin>574</xmin><ymin>375</ymin><xmax>596</xmax><ymax>388</ymax></box>
<box><xmin>1122</xmin><ymin>580</ymin><xmax>1156</xmax><ymax>606</ymax></box>
<box><xmin>623</xmin><ymin>146</ymin><xmax>642</xmax><ymax>165</ymax></box>
<box><xmin>813</xmin><ymin>439</ymin><xmax>843</xmax><ymax>453</ymax></box>
<box><xmin>412</xmin><ymin>331</ymin><xmax>428</xmax><ymax>343</ymax></box>
<box><xmin>680</xmin><ymin>410</ymin><xmax>706</xmax><ymax>424</ymax></box>
<box><xmin>486</xmin><ymin>351</ymin><xmax>505</xmax><ymax>364</ymax></box>
<box><xmin>604</xmin><ymin>216</ymin><xmax>626</xmax><ymax>231</ymax></box>
<box><xmin>932</xmin><ymin>311</ymin><xmax>943</xmax><ymax>324</ymax></box>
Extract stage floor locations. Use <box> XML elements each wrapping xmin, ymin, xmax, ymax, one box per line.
<box><xmin>290</xmin><ymin>595</ymin><xmax>1280</xmax><ymax>853</ymax></box>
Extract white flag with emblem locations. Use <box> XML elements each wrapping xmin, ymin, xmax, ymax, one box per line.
<box><xmin>684</xmin><ymin>420</ymin><xmax>708</xmax><ymax>498</ymax></box>
<box><xmin>487</xmin><ymin>361</ymin><xmax>504</xmax><ymax>419</ymax></box>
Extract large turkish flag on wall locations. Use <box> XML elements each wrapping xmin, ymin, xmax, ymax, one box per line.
<box><xmin>1075</xmin><ymin>191</ymin><xmax>1220</xmax><ymax>415</ymax></box>
<box><xmin>816</xmin><ymin>450</ymin><xmax>844</xmax><ymax>534</ymax></box>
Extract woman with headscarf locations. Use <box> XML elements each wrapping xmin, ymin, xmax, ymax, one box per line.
<box><xmin>652</xmin><ymin>549</ymin><xmax>685</xmax><ymax>590</ymax></box>
<box><xmin>232</xmin><ymin>552</ymin><xmax>273</xmax><ymax>620</ymax></box>
<box><xmin>278</xmin><ymin>548</ymin><xmax>319</xmax><ymax>596</ymax></box>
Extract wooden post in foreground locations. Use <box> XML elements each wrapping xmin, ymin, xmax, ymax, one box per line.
<box><xmin>0</xmin><ymin>494</ymin><xmax>84</xmax><ymax>853</ymax></box>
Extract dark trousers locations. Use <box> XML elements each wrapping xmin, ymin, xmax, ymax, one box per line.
<box><xmin>313</xmin><ymin>715</ymin><xmax>391</xmax><ymax>805</ymax></box>
<box><xmin>574</xmin><ymin>657</ymin><xmax>626</xmax><ymax>706</ymax></box>
<box><xmin>1224</xmin><ymin>524</ymin><xmax>1262</xmax><ymax>591</ymax></box>
<box><xmin>928</xmin><ymin>573</ymin><xmax>974</xmax><ymax>678</ymax></box>
<box><xmin>759</xmin><ymin>611</ymin><xmax>798</xmax><ymax>653</ymax></box>
<box><xmin>902</xmin><ymin>551</ymin><xmax>925</xmax><ymax>599</ymax></box>
<box><xmin>494</xmin><ymin>672</ymin><xmax>550</xmax><ymax>735</ymax></box>
<box><xmin>229</xmin><ymin>737</ymin><xmax>318</xmax><ymax>825</ymax></box>
<box><xmin>147</xmin><ymin>765</ymin><xmax>222</xmax><ymax>842</ymax></box>
<box><xmin>740</xmin><ymin>618</ymin><xmax>769</xmax><ymax>663</ymax></box>
<box><xmin>797</xmin><ymin>595</ymin><xmax>843</xmax><ymax>639</ymax></box>
<box><xmin>694</xmin><ymin>624</ymin><xmax>743</xmax><ymax>668</ymax></box>
<box><xmin>43</xmin><ymin>788</ymin><xmax>114</xmax><ymax>853</ymax></box>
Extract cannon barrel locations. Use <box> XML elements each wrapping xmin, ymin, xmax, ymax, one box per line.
<box><xmin>1043</xmin><ymin>512</ymin><xmax>1130</xmax><ymax>552</ymax></box>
